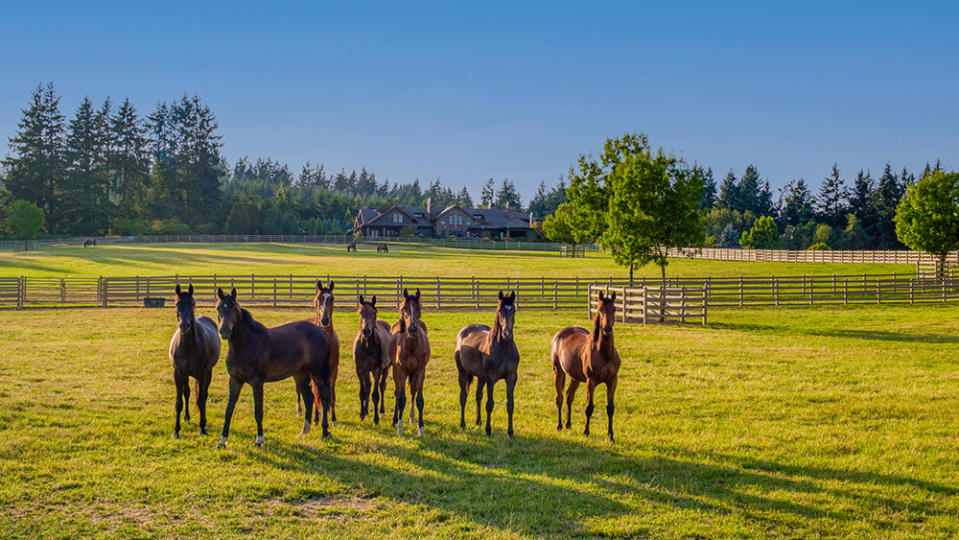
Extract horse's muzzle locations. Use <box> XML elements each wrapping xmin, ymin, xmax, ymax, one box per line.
<box><xmin>602</xmin><ymin>325</ymin><xmax>613</xmax><ymax>335</ymax></box>
<box><xmin>362</xmin><ymin>328</ymin><xmax>373</xmax><ymax>339</ymax></box>
<box><xmin>407</xmin><ymin>325</ymin><xmax>418</xmax><ymax>336</ymax></box>
<box><xmin>219</xmin><ymin>327</ymin><xmax>231</xmax><ymax>339</ymax></box>
<box><xmin>320</xmin><ymin>317</ymin><xmax>331</xmax><ymax>327</ymax></box>
<box><xmin>179</xmin><ymin>321</ymin><xmax>192</xmax><ymax>334</ymax></box>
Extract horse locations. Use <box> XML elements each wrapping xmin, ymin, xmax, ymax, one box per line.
<box><xmin>346</xmin><ymin>242</ymin><xmax>357</xmax><ymax>252</ymax></box>
<box><xmin>454</xmin><ymin>290</ymin><xmax>519</xmax><ymax>437</ymax></box>
<box><xmin>389</xmin><ymin>288</ymin><xmax>430</xmax><ymax>436</ymax></box>
<box><xmin>550</xmin><ymin>290</ymin><xmax>621</xmax><ymax>442</ymax></box>
<box><xmin>377</xmin><ymin>243</ymin><xmax>389</xmax><ymax>253</ymax></box>
<box><xmin>215</xmin><ymin>287</ymin><xmax>333</xmax><ymax>447</ymax></box>
<box><xmin>295</xmin><ymin>281</ymin><xmax>340</xmax><ymax>425</ymax></box>
<box><xmin>353</xmin><ymin>295</ymin><xmax>392</xmax><ymax>424</ymax></box>
<box><xmin>169</xmin><ymin>284</ymin><xmax>220</xmax><ymax>438</ymax></box>
<box><xmin>83</xmin><ymin>238</ymin><xmax>96</xmax><ymax>247</ymax></box>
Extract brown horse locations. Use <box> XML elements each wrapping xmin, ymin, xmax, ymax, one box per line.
<box><xmin>455</xmin><ymin>290</ymin><xmax>519</xmax><ymax>437</ymax></box>
<box><xmin>377</xmin><ymin>243</ymin><xmax>389</xmax><ymax>253</ymax></box>
<box><xmin>346</xmin><ymin>242</ymin><xmax>357</xmax><ymax>252</ymax></box>
<box><xmin>296</xmin><ymin>281</ymin><xmax>340</xmax><ymax>425</ymax></box>
<box><xmin>353</xmin><ymin>295</ymin><xmax>392</xmax><ymax>424</ymax></box>
<box><xmin>169</xmin><ymin>284</ymin><xmax>220</xmax><ymax>438</ymax></box>
<box><xmin>551</xmin><ymin>291</ymin><xmax>621</xmax><ymax>442</ymax></box>
<box><xmin>389</xmin><ymin>288</ymin><xmax>430</xmax><ymax>436</ymax></box>
<box><xmin>215</xmin><ymin>287</ymin><xmax>333</xmax><ymax>447</ymax></box>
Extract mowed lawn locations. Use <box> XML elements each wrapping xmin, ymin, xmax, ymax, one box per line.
<box><xmin>2</xmin><ymin>303</ymin><xmax>958</xmax><ymax>538</ymax></box>
<box><xmin>0</xmin><ymin>242</ymin><xmax>913</xmax><ymax>278</ymax></box>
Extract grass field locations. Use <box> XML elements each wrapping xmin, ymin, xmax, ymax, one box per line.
<box><xmin>2</xmin><ymin>302</ymin><xmax>958</xmax><ymax>538</ymax></box>
<box><xmin>0</xmin><ymin>243</ymin><xmax>914</xmax><ymax>279</ymax></box>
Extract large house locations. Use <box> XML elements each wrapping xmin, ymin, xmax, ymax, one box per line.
<box><xmin>351</xmin><ymin>199</ymin><xmax>535</xmax><ymax>239</ymax></box>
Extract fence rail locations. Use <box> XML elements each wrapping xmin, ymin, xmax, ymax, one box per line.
<box><xmin>666</xmin><ymin>247</ymin><xmax>956</xmax><ymax>266</ymax></box>
<box><xmin>588</xmin><ymin>284</ymin><xmax>708</xmax><ymax>325</ymax></box>
<box><xmin>3</xmin><ymin>272</ymin><xmax>959</xmax><ymax>311</ymax></box>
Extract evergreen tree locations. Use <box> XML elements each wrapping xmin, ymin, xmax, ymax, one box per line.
<box><xmin>777</xmin><ymin>179</ymin><xmax>815</xmax><ymax>228</ymax></box>
<box><xmin>699</xmin><ymin>167</ymin><xmax>716</xmax><ymax>209</ymax></box>
<box><xmin>456</xmin><ymin>186</ymin><xmax>473</xmax><ymax>207</ymax></box>
<box><xmin>2</xmin><ymin>83</ymin><xmax>66</xmax><ymax>231</ymax></box>
<box><xmin>816</xmin><ymin>162</ymin><xmax>848</xmax><ymax>228</ymax></box>
<box><xmin>62</xmin><ymin>97</ymin><xmax>112</xmax><ymax>234</ymax></box>
<box><xmin>480</xmin><ymin>178</ymin><xmax>495</xmax><ymax>208</ymax></box>
<box><xmin>716</xmin><ymin>169</ymin><xmax>738</xmax><ymax>211</ymax></box>
<box><xmin>107</xmin><ymin>98</ymin><xmax>150</xmax><ymax>217</ymax></box>
<box><xmin>870</xmin><ymin>163</ymin><xmax>905</xmax><ymax>248</ymax></box>
<box><xmin>494</xmin><ymin>178</ymin><xmax>522</xmax><ymax>210</ymax></box>
<box><xmin>736</xmin><ymin>165</ymin><xmax>761</xmax><ymax>214</ymax></box>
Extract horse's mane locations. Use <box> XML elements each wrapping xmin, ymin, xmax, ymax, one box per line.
<box><xmin>240</xmin><ymin>308</ymin><xmax>269</xmax><ymax>334</ymax></box>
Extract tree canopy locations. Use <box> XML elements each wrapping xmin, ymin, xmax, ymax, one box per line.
<box><xmin>895</xmin><ymin>169</ymin><xmax>959</xmax><ymax>270</ymax></box>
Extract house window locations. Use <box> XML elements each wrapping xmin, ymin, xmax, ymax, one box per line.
<box><xmin>393</xmin><ymin>213</ymin><xmax>402</xmax><ymax>223</ymax></box>
<box><xmin>440</xmin><ymin>218</ymin><xmax>446</xmax><ymax>225</ymax></box>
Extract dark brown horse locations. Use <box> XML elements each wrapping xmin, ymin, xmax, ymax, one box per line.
<box><xmin>377</xmin><ymin>243</ymin><xmax>389</xmax><ymax>253</ymax></box>
<box><xmin>353</xmin><ymin>295</ymin><xmax>391</xmax><ymax>424</ymax></box>
<box><xmin>346</xmin><ymin>242</ymin><xmax>357</xmax><ymax>252</ymax></box>
<box><xmin>551</xmin><ymin>291</ymin><xmax>621</xmax><ymax>442</ymax></box>
<box><xmin>455</xmin><ymin>290</ymin><xmax>519</xmax><ymax>437</ymax></box>
<box><xmin>296</xmin><ymin>281</ymin><xmax>340</xmax><ymax>425</ymax></box>
<box><xmin>389</xmin><ymin>288</ymin><xmax>430</xmax><ymax>436</ymax></box>
<box><xmin>169</xmin><ymin>284</ymin><xmax>220</xmax><ymax>438</ymax></box>
<box><xmin>215</xmin><ymin>287</ymin><xmax>333</xmax><ymax>447</ymax></box>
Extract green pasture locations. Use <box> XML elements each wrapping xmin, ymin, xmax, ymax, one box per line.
<box><xmin>2</xmin><ymin>303</ymin><xmax>958</xmax><ymax>538</ymax></box>
<box><xmin>0</xmin><ymin>242</ymin><xmax>913</xmax><ymax>278</ymax></box>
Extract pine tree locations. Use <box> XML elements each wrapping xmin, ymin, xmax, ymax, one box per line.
<box><xmin>62</xmin><ymin>97</ymin><xmax>112</xmax><ymax>234</ymax></box>
<box><xmin>816</xmin><ymin>162</ymin><xmax>848</xmax><ymax>228</ymax></box>
<box><xmin>107</xmin><ymin>98</ymin><xmax>150</xmax><ymax>216</ymax></box>
<box><xmin>456</xmin><ymin>186</ymin><xmax>473</xmax><ymax>207</ymax></box>
<box><xmin>777</xmin><ymin>179</ymin><xmax>815</xmax><ymax>228</ymax></box>
<box><xmin>480</xmin><ymin>178</ymin><xmax>495</xmax><ymax>208</ymax></box>
<box><xmin>2</xmin><ymin>83</ymin><xmax>66</xmax><ymax>231</ymax></box>
<box><xmin>736</xmin><ymin>165</ymin><xmax>761</xmax><ymax>214</ymax></box>
<box><xmin>716</xmin><ymin>169</ymin><xmax>738</xmax><ymax>211</ymax></box>
<box><xmin>699</xmin><ymin>167</ymin><xmax>716</xmax><ymax>209</ymax></box>
<box><xmin>495</xmin><ymin>178</ymin><xmax>522</xmax><ymax>210</ymax></box>
<box><xmin>870</xmin><ymin>163</ymin><xmax>905</xmax><ymax>248</ymax></box>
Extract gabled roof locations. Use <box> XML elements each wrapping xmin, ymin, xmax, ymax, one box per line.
<box><xmin>353</xmin><ymin>205</ymin><xmax>532</xmax><ymax>230</ymax></box>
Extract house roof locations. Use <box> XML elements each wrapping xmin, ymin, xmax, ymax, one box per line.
<box><xmin>353</xmin><ymin>205</ymin><xmax>531</xmax><ymax>231</ymax></box>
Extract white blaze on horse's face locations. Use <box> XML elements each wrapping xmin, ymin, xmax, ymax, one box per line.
<box><xmin>319</xmin><ymin>292</ymin><xmax>333</xmax><ymax>327</ymax></box>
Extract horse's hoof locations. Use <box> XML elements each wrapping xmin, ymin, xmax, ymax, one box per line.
<box><xmin>418</xmin><ymin>426</ymin><xmax>424</xmax><ymax>437</ymax></box>
<box><xmin>485</xmin><ymin>427</ymin><xmax>492</xmax><ymax>437</ymax></box>
<box><xmin>557</xmin><ymin>424</ymin><xmax>562</xmax><ymax>431</ymax></box>
<box><xmin>172</xmin><ymin>432</ymin><xmax>179</xmax><ymax>439</ymax></box>
<box><xmin>199</xmin><ymin>429</ymin><xmax>207</xmax><ymax>436</ymax></box>
<box><xmin>508</xmin><ymin>429</ymin><xmax>514</xmax><ymax>438</ymax></box>
<box><xmin>216</xmin><ymin>437</ymin><xmax>228</xmax><ymax>449</ymax></box>
<box><xmin>397</xmin><ymin>420</ymin><xmax>403</xmax><ymax>436</ymax></box>
<box><xmin>460</xmin><ymin>422</ymin><xmax>466</xmax><ymax>430</ymax></box>
<box><xmin>254</xmin><ymin>435</ymin><xmax>264</xmax><ymax>447</ymax></box>
<box><xmin>583</xmin><ymin>429</ymin><xmax>590</xmax><ymax>437</ymax></box>
<box><xmin>322</xmin><ymin>430</ymin><xmax>331</xmax><ymax>438</ymax></box>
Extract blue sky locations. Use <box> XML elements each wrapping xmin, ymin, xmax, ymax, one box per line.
<box><xmin>1</xmin><ymin>1</ymin><xmax>956</xmax><ymax>199</ymax></box>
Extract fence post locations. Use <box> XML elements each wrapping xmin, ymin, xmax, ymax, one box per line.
<box><xmin>876</xmin><ymin>280</ymin><xmax>881</xmax><ymax>304</ymax></box>
<box><xmin>397</xmin><ymin>275</ymin><xmax>403</xmax><ymax>309</ymax></box>
<box><xmin>251</xmin><ymin>274</ymin><xmax>255</xmax><ymax>302</ymax></box>
<box><xmin>641</xmin><ymin>287</ymin><xmax>647</xmax><ymax>324</ymax></box>
<box><xmin>18</xmin><ymin>276</ymin><xmax>24</xmax><ymax>309</ymax></box>
<box><xmin>622</xmin><ymin>286</ymin><xmax>627</xmax><ymax>323</ymax></box>
<box><xmin>910</xmin><ymin>279</ymin><xmax>915</xmax><ymax>304</ymax></box>
<box><xmin>738</xmin><ymin>276</ymin><xmax>743</xmax><ymax>307</ymax></box>
<box><xmin>436</xmin><ymin>277</ymin><xmax>441</xmax><ymax>309</ymax></box>
<box><xmin>681</xmin><ymin>287</ymin><xmax>687</xmax><ymax>323</ymax></box>
<box><xmin>473</xmin><ymin>277</ymin><xmax>479</xmax><ymax>309</ymax></box>
<box><xmin>102</xmin><ymin>278</ymin><xmax>108</xmax><ymax>308</ymax></box>
<box><xmin>273</xmin><ymin>278</ymin><xmax>277</xmax><ymax>307</ymax></box>
<box><xmin>554</xmin><ymin>280</ymin><xmax>559</xmax><ymax>309</ymax></box>
<box><xmin>586</xmin><ymin>284</ymin><xmax>592</xmax><ymax>318</ymax></box>
<box><xmin>843</xmin><ymin>278</ymin><xmax>848</xmax><ymax>305</ymax></box>
<box><xmin>60</xmin><ymin>278</ymin><xmax>66</xmax><ymax>303</ymax></box>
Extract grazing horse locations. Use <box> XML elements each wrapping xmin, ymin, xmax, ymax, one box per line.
<box><xmin>389</xmin><ymin>288</ymin><xmax>430</xmax><ymax>436</ymax></box>
<box><xmin>353</xmin><ymin>295</ymin><xmax>392</xmax><ymax>424</ymax></box>
<box><xmin>551</xmin><ymin>291</ymin><xmax>621</xmax><ymax>442</ymax></box>
<box><xmin>83</xmin><ymin>238</ymin><xmax>96</xmax><ymax>247</ymax></box>
<box><xmin>455</xmin><ymin>290</ymin><xmax>519</xmax><ymax>437</ymax></box>
<box><xmin>296</xmin><ymin>281</ymin><xmax>340</xmax><ymax>425</ymax></box>
<box><xmin>215</xmin><ymin>287</ymin><xmax>333</xmax><ymax>447</ymax></box>
<box><xmin>346</xmin><ymin>242</ymin><xmax>357</xmax><ymax>252</ymax></box>
<box><xmin>169</xmin><ymin>284</ymin><xmax>220</xmax><ymax>438</ymax></box>
<box><xmin>377</xmin><ymin>243</ymin><xmax>389</xmax><ymax>253</ymax></box>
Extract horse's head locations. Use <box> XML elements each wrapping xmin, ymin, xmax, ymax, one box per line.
<box><xmin>596</xmin><ymin>290</ymin><xmax>617</xmax><ymax>337</ymax></box>
<box><xmin>216</xmin><ymin>287</ymin><xmax>240</xmax><ymax>340</ymax></box>
<box><xmin>357</xmin><ymin>294</ymin><xmax>378</xmax><ymax>340</ymax></box>
<box><xmin>314</xmin><ymin>280</ymin><xmax>335</xmax><ymax>328</ymax></box>
<box><xmin>496</xmin><ymin>290</ymin><xmax>517</xmax><ymax>340</ymax></box>
<box><xmin>399</xmin><ymin>288</ymin><xmax>422</xmax><ymax>337</ymax></box>
<box><xmin>174</xmin><ymin>284</ymin><xmax>196</xmax><ymax>334</ymax></box>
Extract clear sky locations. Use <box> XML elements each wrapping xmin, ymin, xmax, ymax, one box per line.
<box><xmin>1</xmin><ymin>1</ymin><xmax>956</xmax><ymax>199</ymax></box>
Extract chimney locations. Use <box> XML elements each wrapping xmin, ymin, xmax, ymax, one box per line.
<box><xmin>426</xmin><ymin>197</ymin><xmax>432</xmax><ymax>215</ymax></box>
<box><xmin>529</xmin><ymin>211</ymin><xmax>534</xmax><ymax>226</ymax></box>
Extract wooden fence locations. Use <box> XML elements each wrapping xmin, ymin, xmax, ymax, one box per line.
<box><xmin>667</xmin><ymin>247</ymin><xmax>937</xmax><ymax>265</ymax></box>
<box><xmin>588</xmin><ymin>284</ymin><xmax>708</xmax><ymax>325</ymax></box>
<box><xmin>3</xmin><ymin>272</ymin><xmax>959</xmax><ymax>311</ymax></box>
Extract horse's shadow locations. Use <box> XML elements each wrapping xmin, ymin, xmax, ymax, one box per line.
<box><xmin>242</xmin><ymin>432</ymin><xmax>959</xmax><ymax>536</ymax></box>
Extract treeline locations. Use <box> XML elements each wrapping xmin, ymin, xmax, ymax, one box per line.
<box><xmin>699</xmin><ymin>161</ymin><xmax>932</xmax><ymax>250</ymax></box>
<box><xmin>0</xmin><ymin>83</ymin><xmax>568</xmax><ymax>239</ymax></box>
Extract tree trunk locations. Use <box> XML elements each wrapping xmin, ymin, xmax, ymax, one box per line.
<box><xmin>659</xmin><ymin>263</ymin><xmax>666</xmax><ymax>323</ymax></box>
<box><xmin>629</xmin><ymin>262</ymin><xmax>634</xmax><ymax>287</ymax></box>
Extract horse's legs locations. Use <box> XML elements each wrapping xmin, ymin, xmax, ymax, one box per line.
<box><xmin>606</xmin><ymin>376</ymin><xmax>617</xmax><ymax>442</ymax></box>
<box><xmin>379</xmin><ymin>365</ymin><xmax>389</xmax><ymax>414</ymax></box>
<box><xmin>173</xmin><ymin>369</ymin><xmax>186</xmax><ymax>438</ymax></box>
<box><xmin>182</xmin><ymin>375</ymin><xmax>191</xmax><ymax>422</ymax></box>
<box><xmin>583</xmin><ymin>379</ymin><xmax>598</xmax><ymax>437</ymax></box>
<box><xmin>295</xmin><ymin>375</ymin><xmax>313</xmax><ymax>436</ymax></box>
<box><xmin>198</xmin><ymin>370</ymin><xmax>212</xmax><ymax>435</ymax></box>
<box><xmin>456</xmin><ymin>362</ymin><xmax>470</xmax><ymax>430</ymax></box>
<box><xmin>310</xmin><ymin>372</ymin><xmax>332</xmax><ymax>438</ymax></box>
<box><xmin>251</xmin><ymin>379</ymin><xmax>265</xmax><ymax>447</ymax></box>
<box><xmin>295</xmin><ymin>382</ymin><xmax>303</xmax><ymax>417</ymax></box>
<box><xmin>505</xmin><ymin>373</ymin><xmax>517</xmax><ymax>438</ymax></box>
<box><xmin>553</xmin><ymin>366</ymin><xmax>566</xmax><ymax>431</ymax></box>
<box><xmin>474</xmin><ymin>378</ymin><xmax>485</xmax><ymax>426</ymax></box>
<box><xmin>371</xmin><ymin>367</ymin><xmax>382</xmax><ymax>425</ymax></box>
<box><xmin>328</xmin><ymin>361</ymin><xmax>338</xmax><ymax>426</ymax></box>
<box><xmin>392</xmin><ymin>363</ymin><xmax>407</xmax><ymax>435</ymax></box>
<box><xmin>413</xmin><ymin>368</ymin><xmax>426</xmax><ymax>436</ymax></box>
<box><xmin>565</xmin><ymin>379</ymin><xmax>580</xmax><ymax>430</ymax></box>
<box><xmin>357</xmin><ymin>366</ymin><xmax>371</xmax><ymax>421</ymax></box>
<box><xmin>484</xmin><ymin>379</ymin><xmax>495</xmax><ymax>437</ymax></box>
<box><xmin>218</xmin><ymin>376</ymin><xmax>243</xmax><ymax>448</ymax></box>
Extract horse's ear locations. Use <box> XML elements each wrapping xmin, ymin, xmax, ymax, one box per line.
<box><xmin>509</xmin><ymin>290</ymin><xmax>516</xmax><ymax>301</ymax></box>
<box><xmin>329</xmin><ymin>281</ymin><xmax>334</xmax><ymax>291</ymax></box>
<box><xmin>358</xmin><ymin>295</ymin><xmax>364</xmax><ymax>305</ymax></box>
<box><xmin>175</xmin><ymin>284</ymin><xmax>182</xmax><ymax>297</ymax></box>
<box><xmin>316</xmin><ymin>280</ymin><xmax>322</xmax><ymax>290</ymax></box>
<box><xmin>188</xmin><ymin>284</ymin><xmax>194</xmax><ymax>295</ymax></box>
<box><xmin>599</xmin><ymin>291</ymin><xmax>605</xmax><ymax>301</ymax></box>
<box><xmin>611</xmin><ymin>291</ymin><xmax>617</xmax><ymax>301</ymax></box>
<box><xmin>499</xmin><ymin>290</ymin><xmax>504</xmax><ymax>301</ymax></box>
<box><xmin>415</xmin><ymin>288</ymin><xmax>421</xmax><ymax>299</ymax></box>
<box><xmin>230</xmin><ymin>287</ymin><xmax>237</xmax><ymax>299</ymax></box>
<box><xmin>217</xmin><ymin>287</ymin><xmax>225</xmax><ymax>300</ymax></box>
<box><xmin>371</xmin><ymin>295</ymin><xmax>376</xmax><ymax>307</ymax></box>
<box><xmin>403</xmin><ymin>288</ymin><xmax>409</xmax><ymax>298</ymax></box>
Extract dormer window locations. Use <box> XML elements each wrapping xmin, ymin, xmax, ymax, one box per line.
<box><xmin>392</xmin><ymin>213</ymin><xmax>402</xmax><ymax>223</ymax></box>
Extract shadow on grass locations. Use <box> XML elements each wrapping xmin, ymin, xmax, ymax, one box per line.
<box><xmin>708</xmin><ymin>320</ymin><xmax>959</xmax><ymax>345</ymax></box>
<box><xmin>240</xmin><ymin>431</ymin><xmax>958</xmax><ymax>536</ymax></box>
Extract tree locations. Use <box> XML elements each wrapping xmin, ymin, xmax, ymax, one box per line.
<box><xmin>895</xmin><ymin>170</ymin><xmax>959</xmax><ymax>276</ymax></box>
<box><xmin>62</xmin><ymin>97</ymin><xmax>112</xmax><ymax>234</ymax></box>
<box><xmin>107</xmin><ymin>98</ymin><xmax>150</xmax><ymax>217</ymax></box>
<box><xmin>838</xmin><ymin>213</ymin><xmax>869</xmax><ymax>249</ymax></box>
<box><xmin>494</xmin><ymin>178</ymin><xmax>522</xmax><ymax>210</ymax></box>
<box><xmin>566</xmin><ymin>133</ymin><xmax>705</xmax><ymax>286</ymax></box>
<box><xmin>718</xmin><ymin>223</ymin><xmax>739</xmax><ymax>247</ymax></box>
<box><xmin>716</xmin><ymin>169</ymin><xmax>738</xmax><ymax>210</ymax></box>
<box><xmin>739</xmin><ymin>216</ymin><xmax>780</xmax><ymax>249</ymax></box>
<box><xmin>816</xmin><ymin>162</ymin><xmax>848</xmax><ymax>227</ymax></box>
<box><xmin>480</xmin><ymin>178</ymin><xmax>495</xmax><ymax>208</ymax></box>
<box><xmin>528</xmin><ymin>178</ymin><xmax>567</xmax><ymax>218</ymax></box>
<box><xmin>778</xmin><ymin>179</ymin><xmax>815</xmax><ymax>228</ymax></box>
<box><xmin>541</xmin><ymin>202</ymin><xmax>577</xmax><ymax>245</ymax></box>
<box><xmin>455</xmin><ymin>187</ymin><xmax>473</xmax><ymax>207</ymax></box>
<box><xmin>2</xmin><ymin>83</ymin><xmax>65</xmax><ymax>231</ymax></box>
<box><xmin>871</xmin><ymin>163</ymin><xmax>906</xmax><ymax>248</ymax></box>
<box><xmin>699</xmin><ymin>167</ymin><xmax>716</xmax><ymax>209</ymax></box>
<box><xmin>5</xmin><ymin>199</ymin><xmax>45</xmax><ymax>239</ymax></box>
